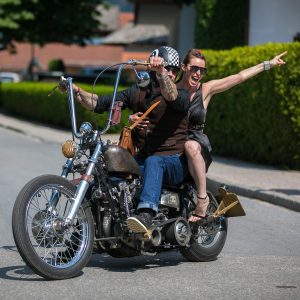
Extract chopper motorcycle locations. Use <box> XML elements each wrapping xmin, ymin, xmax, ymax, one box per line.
<box><xmin>12</xmin><ymin>60</ymin><xmax>245</xmax><ymax>280</ymax></box>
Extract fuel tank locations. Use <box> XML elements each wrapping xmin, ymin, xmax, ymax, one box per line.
<box><xmin>103</xmin><ymin>145</ymin><xmax>141</xmax><ymax>176</ymax></box>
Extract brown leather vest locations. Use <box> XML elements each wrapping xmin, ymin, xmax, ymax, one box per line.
<box><xmin>130</xmin><ymin>89</ymin><xmax>188</xmax><ymax>156</ymax></box>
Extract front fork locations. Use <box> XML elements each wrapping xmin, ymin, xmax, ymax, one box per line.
<box><xmin>50</xmin><ymin>142</ymin><xmax>102</xmax><ymax>226</ymax></box>
<box><xmin>66</xmin><ymin>142</ymin><xmax>102</xmax><ymax>224</ymax></box>
<box><xmin>48</xmin><ymin>158</ymin><xmax>75</xmax><ymax>208</ymax></box>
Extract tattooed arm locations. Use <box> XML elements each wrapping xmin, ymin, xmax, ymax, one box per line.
<box><xmin>71</xmin><ymin>84</ymin><xmax>98</xmax><ymax>111</ymax></box>
<box><xmin>149</xmin><ymin>55</ymin><xmax>178</xmax><ymax>101</ymax></box>
<box><xmin>156</xmin><ymin>70</ymin><xmax>178</xmax><ymax>101</ymax></box>
<box><xmin>58</xmin><ymin>82</ymin><xmax>98</xmax><ymax>111</ymax></box>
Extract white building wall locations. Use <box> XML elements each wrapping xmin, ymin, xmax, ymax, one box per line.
<box><xmin>137</xmin><ymin>4</ymin><xmax>180</xmax><ymax>46</ymax></box>
<box><xmin>249</xmin><ymin>0</ymin><xmax>300</xmax><ymax>45</ymax></box>
<box><xmin>177</xmin><ymin>4</ymin><xmax>196</xmax><ymax>57</ymax></box>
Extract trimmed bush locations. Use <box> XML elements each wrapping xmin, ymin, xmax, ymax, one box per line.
<box><xmin>48</xmin><ymin>59</ymin><xmax>66</xmax><ymax>72</ymax></box>
<box><xmin>0</xmin><ymin>42</ymin><xmax>299</xmax><ymax>169</ymax></box>
<box><xmin>202</xmin><ymin>42</ymin><xmax>300</xmax><ymax>169</ymax></box>
<box><xmin>0</xmin><ymin>82</ymin><xmax>131</xmax><ymax>133</ymax></box>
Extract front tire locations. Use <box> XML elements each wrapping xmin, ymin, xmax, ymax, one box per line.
<box><xmin>12</xmin><ymin>175</ymin><xmax>94</xmax><ymax>280</ymax></box>
<box><xmin>180</xmin><ymin>192</ymin><xmax>227</xmax><ymax>262</ymax></box>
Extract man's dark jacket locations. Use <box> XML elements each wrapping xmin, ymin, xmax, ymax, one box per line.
<box><xmin>95</xmin><ymin>84</ymin><xmax>189</xmax><ymax>156</ymax></box>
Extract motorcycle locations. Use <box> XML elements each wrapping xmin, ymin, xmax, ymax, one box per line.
<box><xmin>12</xmin><ymin>60</ymin><xmax>245</xmax><ymax>280</ymax></box>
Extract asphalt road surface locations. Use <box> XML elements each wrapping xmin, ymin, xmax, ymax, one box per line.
<box><xmin>0</xmin><ymin>127</ymin><xmax>299</xmax><ymax>300</ymax></box>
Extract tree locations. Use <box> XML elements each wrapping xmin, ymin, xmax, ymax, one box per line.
<box><xmin>195</xmin><ymin>0</ymin><xmax>249</xmax><ymax>50</ymax></box>
<box><xmin>0</xmin><ymin>0</ymin><xmax>105</xmax><ymax>50</ymax></box>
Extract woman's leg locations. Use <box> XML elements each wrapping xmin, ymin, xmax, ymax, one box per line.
<box><xmin>184</xmin><ymin>140</ymin><xmax>209</xmax><ymax>221</ymax></box>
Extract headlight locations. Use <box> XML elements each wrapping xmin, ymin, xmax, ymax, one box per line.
<box><xmin>62</xmin><ymin>140</ymin><xmax>77</xmax><ymax>158</ymax></box>
<box><xmin>79</xmin><ymin>122</ymin><xmax>93</xmax><ymax>135</ymax></box>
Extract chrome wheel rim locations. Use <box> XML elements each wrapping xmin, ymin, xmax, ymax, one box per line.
<box><xmin>25</xmin><ymin>184</ymin><xmax>89</xmax><ymax>268</ymax></box>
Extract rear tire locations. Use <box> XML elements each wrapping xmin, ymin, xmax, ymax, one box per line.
<box><xmin>180</xmin><ymin>192</ymin><xmax>227</xmax><ymax>262</ymax></box>
<box><xmin>12</xmin><ymin>175</ymin><xmax>94</xmax><ymax>280</ymax></box>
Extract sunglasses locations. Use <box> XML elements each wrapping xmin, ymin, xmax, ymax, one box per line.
<box><xmin>188</xmin><ymin>65</ymin><xmax>207</xmax><ymax>75</ymax></box>
<box><xmin>165</xmin><ymin>66</ymin><xmax>180</xmax><ymax>74</ymax></box>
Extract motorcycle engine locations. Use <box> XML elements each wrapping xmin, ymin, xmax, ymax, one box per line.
<box><xmin>159</xmin><ymin>189</ymin><xmax>180</xmax><ymax>211</ymax></box>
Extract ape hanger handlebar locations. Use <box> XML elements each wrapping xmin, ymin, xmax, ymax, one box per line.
<box><xmin>54</xmin><ymin>60</ymin><xmax>151</xmax><ymax>140</ymax></box>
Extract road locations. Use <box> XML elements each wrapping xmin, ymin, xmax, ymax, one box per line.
<box><xmin>0</xmin><ymin>126</ymin><xmax>299</xmax><ymax>300</ymax></box>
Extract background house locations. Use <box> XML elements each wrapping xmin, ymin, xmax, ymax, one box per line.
<box><xmin>102</xmin><ymin>0</ymin><xmax>300</xmax><ymax>54</ymax></box>
<box><xmin>248</xmin><ymin>0</ymin><xmax>300</xmax><ymax>45</ymax></box>
<box><xmin>0</xmin><ymin>2</ymin><xmax>135</xmax><ymax>77</ymax></box>
<box><xmin>102</xmin><ymin>0</ymin><xmax>196</xmax><ymax>57</ymax></box>
<box><xmin>0</xmin><ymin>0</ymin><xmax>299</xmax><ymax>79</ymax></box>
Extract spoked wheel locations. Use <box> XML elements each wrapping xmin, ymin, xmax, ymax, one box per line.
<box><xmin>12</xmin><ymin>175</ymin><xmax>94</xmax><ymax>280</ymax></box>
<box><xmin>180</xmin><ymin>192</ymin><xmax>227</xmax><ymax>262</ymax></box>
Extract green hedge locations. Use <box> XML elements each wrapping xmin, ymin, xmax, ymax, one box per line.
<box><xmin>202</xmin><ymin>42</ymin><xmax>300</xmax><ymax>169</ymax></box>
<box><xmin>0</xmin><ymin>42</ymin><xmax>299</xmax><ymax>169</ymax></box>
<box><xmin>0</xmin><ymin>82</ymin><xmax>131</xmax><ymax>133</ymax></box>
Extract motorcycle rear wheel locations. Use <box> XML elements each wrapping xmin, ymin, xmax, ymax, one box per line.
<box><xmin>12</xmin><ymin>175</ymin><xmax>94</xmax><ymax>280</ymax></box>
<box><xmin>180</xmin><ymin>193</ymin><xmax>227</xmax><ymax>262</ymax></box>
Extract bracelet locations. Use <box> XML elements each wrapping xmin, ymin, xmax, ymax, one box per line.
<box><xmin>76</xmin><ymin>88</ymin><xmax>81</xmax><ymax>96</ymax></box>
<box><xmin>263</xmin><ymin>61</ymin><xmax>271</xmax><ymax>71</ymax></box>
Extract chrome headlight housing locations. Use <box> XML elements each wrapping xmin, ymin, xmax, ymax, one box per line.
<box><xmin>79</xmin><ymin>122</ymin><xmax>93</xmax><ymax>135</ymax></box>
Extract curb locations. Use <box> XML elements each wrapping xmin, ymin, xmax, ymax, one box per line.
<box><xmin>207</xmin><ymin>177</ymin><xmax>300</xmax><ymax>213</ymax></box>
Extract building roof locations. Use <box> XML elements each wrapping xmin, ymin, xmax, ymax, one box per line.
<box><xmin>101</xmin><ymin>23</ymin><xmax>169</xmax><ymax>45</ymax></box>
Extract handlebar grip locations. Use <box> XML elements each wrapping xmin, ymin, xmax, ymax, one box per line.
<box><xmin>128</xmin><ymin>60</ymin><xmax>165</xmax><ymax>67</ymax></box>
<box><xmin>48</xmin><ymin>76</ymin><xmax>68</xmax><ymax>96</ymax></box>
<box><xmin>128</xmin><ymin>60</ymin><xmax>150</xmax><ymax>66</ymax></box>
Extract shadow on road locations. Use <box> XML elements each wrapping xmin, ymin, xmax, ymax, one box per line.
<box><xmin>0</xmin><ymin>246</ymin><xmax>186</xmax><ymax>280</ymax></box>
<box><xmin>86</xmin><ymin>250</ymin><xmax>186</xmax><ymax>272</ymax></box>
<box><xmin>0</xmin><ymin>265</ymin><xmax>45</xmax><ymax>281</ymax></box>
<box><xmin>0</xmin><ymin>246</ymin><xmax>45</xmax><ymax>281</ymax></box>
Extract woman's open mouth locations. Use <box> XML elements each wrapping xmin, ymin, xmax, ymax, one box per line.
<box><xmin>191</xmin><ymin>75</ymin><xmax>200</xmax><ymax>85</ymax></box>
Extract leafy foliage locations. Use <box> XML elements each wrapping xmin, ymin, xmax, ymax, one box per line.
<box><xmin>202</xmin><ymin>42</ymin><xmax>300</xmax><ymax>169</ymax></box>
<box><xmin>0</xmin><ymin>42</ymin><xmax>299</xmax><ymax>169</ymax></box>
<box><xmin>48</xmin><ymin>59</ymin><xmax>65</xmax><ymax>72</ymax></box>
<box><xmin>0</xmin><ymin>0</ymin><xmax>104</xmax><ymax>49</ymax></box>
<box><xmin>0</xmin><ymin>82</ymin><xmax>131</xmax><ymax>133</ymax></box>
<box><xmin>195</xmin><ymin>0</ymin><xmax>248</xmax><ymax>49</ymax></box>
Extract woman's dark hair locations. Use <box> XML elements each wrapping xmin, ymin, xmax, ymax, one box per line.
<box><xmin>182</xmin><ymin>49</ymin><xmax>206</xmax><ymax>65</ymax></box>
<box><xmin>176</xmin><ymin>49</ymin><xmax>206</xmax><ymax>83</ymax></box>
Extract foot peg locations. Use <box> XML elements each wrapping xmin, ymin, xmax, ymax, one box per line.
<box><xmin>127</xmin><ymin>217</ymin><xmax>152</xmax><ymax>240</ymax></box>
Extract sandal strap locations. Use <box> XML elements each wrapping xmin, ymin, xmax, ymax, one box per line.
<box><xmin>193</xmin><ymin>194</ymin><xmax>209</xmax><ymax>217</ymax></box>
<box><xmin>197</xmin><ymin>194</ymin><xmax>208</xmax><ymax>200</ymax></box>
<box><xmin>191</xmin><ymin>213</ymin><xmax>205</xmax><ymax>219</ymax></box>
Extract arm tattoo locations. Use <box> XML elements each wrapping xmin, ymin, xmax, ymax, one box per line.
<box><xmin>77</xmin><ymin>90</ymin><xmax>98</xmax><ymax>111</ymax></box>
<box><xmin>156</xmin><ymin>73</ymin><xmax>178</xmax><ymax>101</ymax></box>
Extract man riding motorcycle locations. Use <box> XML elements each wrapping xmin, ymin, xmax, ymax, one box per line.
<box><xmin>62</xmin><ymin>46</ymin><xmax>190</xmax><ymax>235</ymax></box>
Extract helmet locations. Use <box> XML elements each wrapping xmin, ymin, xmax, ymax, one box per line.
<box><xmin>149</xmin><ymin>46</ymin><xmax>180</xmax><ymax>69</ymax></box>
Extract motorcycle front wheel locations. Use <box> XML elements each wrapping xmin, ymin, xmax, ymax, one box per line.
<box><xmin>180</xmin><ymin>193</ymin><xmax>227</xmax><ymax>262</ymax></box>
<box><xmin>12</xmin><ymin>175</ymin><xmax>94</xmax><ymax>280</ymax></box>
